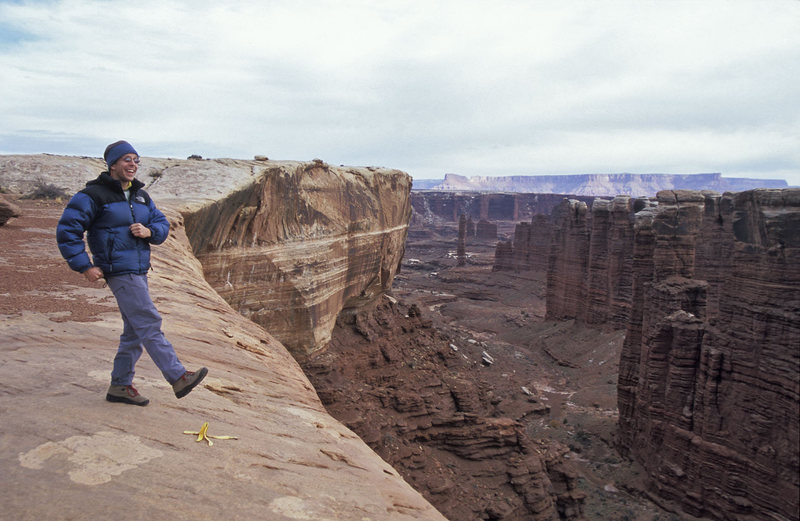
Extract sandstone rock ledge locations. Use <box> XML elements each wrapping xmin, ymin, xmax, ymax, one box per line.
<box><xmin>0</xmin><ymin>159</ymin><xmax>444</xmax><ymax>520</ymax></box>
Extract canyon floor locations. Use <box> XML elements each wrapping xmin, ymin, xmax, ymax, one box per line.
<box><xmin>385</xmin><ymin>222</ymin><xmax>695</xmax><ymax>521</ymax></box>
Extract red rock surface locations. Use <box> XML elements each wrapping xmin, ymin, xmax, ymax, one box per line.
<box><xmin>544</xmin><ymin>199</ymin><xmax>591</xmax><ymax>323</ymax></box>
<box><xmin>617</xmin><ymin>190</ymin><xmax>799</xmax><ymax>521</ymax></box>
<box><xmin>0</xmin><ymin>197</ymin><xmax>447</xmax><ymax>521</ymax></box>
<box><xmin>302</xmin><ymin>298</ymin><xmax>585</xmax><ymax>521</ymax></box>
<box><xmin>496</xmin><ymin>188</ymin><xmax>799</xmax><ymax>520</ymax></box>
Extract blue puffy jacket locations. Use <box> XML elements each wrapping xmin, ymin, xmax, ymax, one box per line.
<box><xmin>57</xmin><ymin>172</ymin><xmax>169</xmax><ymax>277</ymax></box>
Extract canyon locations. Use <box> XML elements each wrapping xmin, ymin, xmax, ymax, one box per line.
<box><xmin>493</xmin><ymin>189</ymin><xmax>799</xmax><ymax>521</ymax></box>
<box><xmin>1</xmin><ymin>155</ymin><xmax>798</xmax><ymax>521</ymax></box>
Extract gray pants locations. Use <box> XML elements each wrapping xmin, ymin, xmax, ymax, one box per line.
<box><xmin>106</xmin><ymin>273</ymin><xmax>186</xmax><ymax>386</ymax></box>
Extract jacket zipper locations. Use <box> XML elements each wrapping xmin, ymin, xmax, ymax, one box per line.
<box><xmin>129</xmin><ymin>191</ymin><xmax>143</xmax><ymax>271</ymax></box>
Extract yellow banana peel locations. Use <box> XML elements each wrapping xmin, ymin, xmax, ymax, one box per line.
<box><xmin>183</xmin><ymin>421</ymin><xmax>238</xmax><ymax>446</ymax></box>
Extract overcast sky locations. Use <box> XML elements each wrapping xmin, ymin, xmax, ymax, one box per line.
<box><xmin>1</xmin><ymin>0</ymin><xmax>798</xmax><ymax>185</ymax></box>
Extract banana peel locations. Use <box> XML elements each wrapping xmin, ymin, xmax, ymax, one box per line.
<box><xmin>183</xmin><ymin>422</ymin><xmax>238</xmax><ymax>446</ymax></box>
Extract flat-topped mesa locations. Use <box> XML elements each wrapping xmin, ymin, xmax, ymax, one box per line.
<box><xmin>181</xmin><ymin>161</ymin><xmax>412</xmax><ymax>356</ymax></box>
<box><xmin>618</xmin><ymin>188</ymin><xmax>800</xmax><ymax>521</ymax></box>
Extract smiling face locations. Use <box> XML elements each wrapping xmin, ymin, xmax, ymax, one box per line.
<box><xmin>108</xmin><ymin>154</ymin><xmax>139</xmax><ymax>185</ymax></box>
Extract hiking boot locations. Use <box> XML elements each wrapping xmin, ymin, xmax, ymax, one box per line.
<box><xmin>106</xmin><ymin>384</ymin><xmax>150</xmax><ymax>406</ymax></box>
<box><xmin>172</xmin><ymin>367</ymin><xmax>208</xmax><ymax>398</ymax></box>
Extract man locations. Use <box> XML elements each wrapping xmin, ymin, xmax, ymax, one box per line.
<box><xmin>57</xmin><ymin>140</ymin><xmax>207</xmax><ymax>406</ymax></box>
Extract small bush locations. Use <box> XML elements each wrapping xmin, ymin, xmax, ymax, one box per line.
<box><xmin>22</xmin><ymin>179</ymin><xmax>68</xmax><ymax>200</ymax></box>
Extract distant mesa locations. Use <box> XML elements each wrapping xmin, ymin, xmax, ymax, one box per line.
<box><xmin>413</xmin><ymin>173</ymin><xmax>788</xmax><ymax>197</ymax></box>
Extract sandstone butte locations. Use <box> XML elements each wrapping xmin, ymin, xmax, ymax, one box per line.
<box><xmin>0</xmin><ymin>154</ymin><xmax>448</xmax><ymax>521</ymax></box>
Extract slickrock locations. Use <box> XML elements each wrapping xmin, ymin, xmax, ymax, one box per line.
<box><xmin>1</xmin><ymin>155</ymin><xmax>411</xmax><ymax>358</ymax></box>
<box><xmin>0</xmin><ymin>156</ymin><xmax>446</xmax><ymax>521</ymax></box>
<box><xmin>0</xmin><ymin>203</ymin><xmax>446</xmax><ymax>521</ymax></box>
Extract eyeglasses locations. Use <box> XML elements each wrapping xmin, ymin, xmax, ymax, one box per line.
<box><xmin>121</xmin><ymin>156</ymin><xmax>140</xmax><ymax>164</ymax></box>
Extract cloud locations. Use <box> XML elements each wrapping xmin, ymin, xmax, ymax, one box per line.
<box><xmin>0</xmin><ymin>0</ymin><xmax>798</xmax><ymax>185</ymax></box>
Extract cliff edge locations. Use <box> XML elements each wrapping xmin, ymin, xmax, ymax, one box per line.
<box><xmin>0</xmin><ymin>155</ymin><xmax>443</xmax><ymax>521</ymax></box>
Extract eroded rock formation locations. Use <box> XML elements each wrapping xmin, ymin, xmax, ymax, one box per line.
<box><xmin>302</xmin><ymin>299</ymin><xmax>585</xmax><ymax>521</ymax></box>
<box><xmin>410</xmin><ymin>191</ymin><xmax>594</xmax><ymax>226</ymax></box>
<box><xmin>0</xmin><ymin>193</ymin><xmax>21</xmax><ymax>225</ymax></box>
<box><xmin>504</xmin><ymin>196</ymin><xmax>645</xmax><ymax>331</ymax></box>
<box><xmin>499</xmin><ymin>187</ymin><xmax>799</xmax><ymax>520</ymax></box>
<box><xmin>544</xmin><ymin>199</ymin><xmax>591</xmax><ymax>323</ymax></box>
<box><xmin>0</xmin><ymin>154</ymin><xmax>411</xmax><ymax>358</ymax></box>
<box><xmin>177</xmin><ymin>161</ymin><xmax>411</xmax><ymax>356</ymax></box>
<box><xmin>617</xmin><ymin>189</ymin><xmax>800</xmax><ymax>521</ymax></box>
<box><xmin>457</xmin><ymin>214</ymin><xmax>467</xmax><ymax>266</ymax></box>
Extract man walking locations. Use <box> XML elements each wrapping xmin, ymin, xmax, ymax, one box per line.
<box><xmin>57</xmin><ymin>140</ymin><xmax>207</xmax><ymax>406</ymax></box>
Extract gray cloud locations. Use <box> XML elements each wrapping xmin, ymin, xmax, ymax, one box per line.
<box><xmin>0</xmin><ymin>0</ymin><xmax>797</xmax><ymax>185</ymax></box>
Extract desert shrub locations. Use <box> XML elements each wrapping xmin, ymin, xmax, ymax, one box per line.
<box><xmin>21</xmin><ymin>179</ymin><xmax>68</xmax><ymax>200</ymax></box>
<box><xmin>575</xmin><ymin>429</ymin><xmax>592</xmax><ymax>446</ymax></box>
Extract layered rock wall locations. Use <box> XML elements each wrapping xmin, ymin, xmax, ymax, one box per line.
<box><xmin>0</xmin><ymin>176</ymin><xmax>447</xmax><ymax>521</ymax></box>
<box><xmin>502</xmin><ymin>196</ymin><xmax>642</xmax><ymax>330</ymax></box>
<box><xmin>501</xmin><ymin>187</ymin><xmax>799</xmax><ymax>520</ymax></box>
<box><xmin>584</xmin><ymin>197</ymin><xmax>636</xmax><ymax>329</ymax></box>
<box><xmin>181</xmin><ymin>162</ymin><xmax>411</xmax><ymax>356</ymax></box>
<box><xmin>410</xmin><ymin>191</ymin><xmax>594</xmax><ymax>226</ymax></box>
<box><xmin>544</xmin><ymin>199</ymin><xmax>591</xmax><ymax>322</ymax></box>
<box><xmin>617</xmin><ymin>189</ymin><xmax>800</xmax><ymax>521</ymax></box>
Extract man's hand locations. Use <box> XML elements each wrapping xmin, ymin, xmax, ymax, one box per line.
<box><xmin>82</xmin><ymin>266</ymin><xmax>104</xmax><ymax>283</ymax></box>
<box><xmin>130</xmin><ymin>223</ymin><xmax>152</xmax><ymax>239</ymax></box>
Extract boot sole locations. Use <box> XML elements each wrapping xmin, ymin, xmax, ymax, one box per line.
<box><xmin>106</xmin><ymin>394</ymin><xmax>150</xmax><ymax>406</ymax></box>
<box><xmin>174</xmin><ymin>367</ymin><xmax>208</xmax><ymax>399</ymax></box>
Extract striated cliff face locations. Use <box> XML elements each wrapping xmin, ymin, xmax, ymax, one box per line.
<box><xmin>176</xmin><ymin>161</ymin><xmax>410</xmax><ymax>356</ymax></box>
<box><xmin>500</xmin><ymin>188</ymin><xmax>799</xmax><ymax>520</ymax></box>
<box><xmin>1</xmin><ymin>154</ymin><xmax>411</xmax><ymax>357</ymax></box>
<box><xmin>617</xmin><ymin>189</ymin><xmax>800</xmax><ymax>521</ymax></box>
<box><xmin>508</xmin><ymin>195</ymin><xmax>647</xmax><ymax>331</ymax></box>
<box><xmin>544</xmin><ymin>199</ymin><xmax>591</xmax><ymax>323</ymax></box>
<box><xmin>410</xmin><ymin>191</ymin><xmax>594</xmax><ymax>226</ymax></box>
